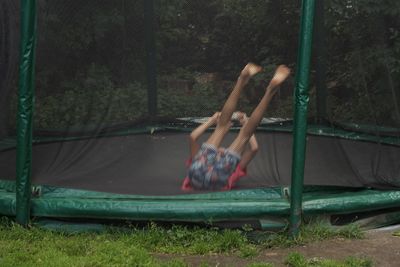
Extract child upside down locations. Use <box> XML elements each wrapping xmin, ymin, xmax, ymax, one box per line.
<box><xmin>182</xmin><ymin>63</ymin><xmax>290</xmax><ymax>191</ymax></box>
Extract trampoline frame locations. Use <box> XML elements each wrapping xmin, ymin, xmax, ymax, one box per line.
<box><xmin>1</xmin><ymin>124</ymin><xmax>400</xmax><ymax>230</ymax></box>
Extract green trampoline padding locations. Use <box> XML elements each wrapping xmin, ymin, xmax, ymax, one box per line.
<box><xmin>1</xmin><ymin>179</ymin><xmax>400</xmax><ymax>222</ymax></box>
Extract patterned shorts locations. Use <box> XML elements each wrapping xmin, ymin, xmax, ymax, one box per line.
<box><xmin>188</xmin><ymin>143</ymin><xmax>241</xmax><ymax>190</ymax></box>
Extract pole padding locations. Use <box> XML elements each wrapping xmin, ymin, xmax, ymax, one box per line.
<box><xmin>16</xmin><ymin>0</ymin><xmax>37</xmax><ymax>226</ymax></box>
<box><xmin>289</xmin><ymin>0</ymin><xmax>316</xmax><ymax>237</ymax></box>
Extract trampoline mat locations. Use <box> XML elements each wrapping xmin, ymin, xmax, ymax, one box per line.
<box><xmin>0</xmin><ymin>132</ymin><xmax>399</xmax><ymax>195</ymax></box>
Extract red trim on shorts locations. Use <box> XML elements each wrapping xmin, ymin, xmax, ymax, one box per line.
<box><xmin>222</xmin><ymin>164</ymin><xmax>247</xmax><ymax>190</ymax></box>
<box><xmin>181</xmin><ymin>158</ymin><xmax>247</xmax><ymax>191</ymax></box>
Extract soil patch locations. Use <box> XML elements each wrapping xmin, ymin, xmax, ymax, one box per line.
<box><xmin>156</xmin><ymin>230</ymin><xmax>400</xmax><ymax>266</ymax></box>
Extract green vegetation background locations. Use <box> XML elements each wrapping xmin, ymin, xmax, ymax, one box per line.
<box><xmin>2</xmin><ymin>0</ymin><xmax>400</xmax><ymax>133</ymax></box>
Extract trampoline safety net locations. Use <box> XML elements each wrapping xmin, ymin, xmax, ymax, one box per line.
<box><xmin>0</xmin><ymin>0</ymin><xmax>399</xmax><ymax>196</ymax></box>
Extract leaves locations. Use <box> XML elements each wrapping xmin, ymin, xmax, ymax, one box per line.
<box><xmin>19</xmin><ymin>0</ymin><xmax>398</xmax><ymax>130</ymax></box>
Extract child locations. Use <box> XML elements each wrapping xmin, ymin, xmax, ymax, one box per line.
<box><xmin>182</xmin><ymin>63</ymin><xmax>290</xmax><ymax>191</ymax></box>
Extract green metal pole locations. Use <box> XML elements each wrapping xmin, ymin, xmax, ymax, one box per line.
<box><xmin>289</xmin><ymin>0</ymin><xmax>316</xmax><ymax>237</ymax></box>
<box><xmin>144</xmin><ymin>0</ymin><xmax>157</xmax><ymax>118</ymax></box>
<box><xmin>16</xmin><ymin>0</ymin><xmax>37</xmax><ymax>226</ymax></box>
<box><xmin>314</xmin><ymin>0</ymin><xmax>327</xmax><ymax>122</ymax></box>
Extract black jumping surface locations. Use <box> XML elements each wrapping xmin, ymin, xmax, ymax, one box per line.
<box><xmin>0</xmin><ymin>132</ymin><xmax>399</xmax><ymax>195</ymax></box>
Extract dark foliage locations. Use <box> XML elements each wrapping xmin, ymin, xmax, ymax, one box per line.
<box><xmin>1</xmin><ymin>0</ymin><xmax>399</xmax><ymax>132</ymax></box>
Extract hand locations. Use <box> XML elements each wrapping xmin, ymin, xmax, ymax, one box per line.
<box><xmin>233</xmin><ymin>112</ymin><xmax>248</xmax><ymax>126</ymax></box>
<box><xmin>209</xmin><ymin>112</ymin><xmax>221</xmax><ymax>125</ymax></box>
<box><xmin>239</xmin><ymin>114</ymin><xmax>248</xmax><ymax>126</ymax></box>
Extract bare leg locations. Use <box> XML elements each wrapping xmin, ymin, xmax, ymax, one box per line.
<box><xmin>205</xmin><ymin>63</ymin><xmax>262</xmax><ymax>148</ymax></box>
<box><xmin>229</xmin><ymin>65</ymin><xmax>290</xmax><ymax>154</ymax></box>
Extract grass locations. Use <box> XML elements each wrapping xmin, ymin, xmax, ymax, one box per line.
<box><xmin>0</xmin><ymin>217</ymin><xmax>366</xmax><ymax>267</ymax></box>
<box><xmin>393</xmin><ymin>230</ymin><xmax>400</xmax><ymax>237</ymax></box>
<box><xmin>248</xmin><ymin>219</ymin><xmax>364</xmax><ymax>249</ymax></box>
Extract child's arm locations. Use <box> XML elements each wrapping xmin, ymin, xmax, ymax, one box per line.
<box><xmin>189</xmin><ymin>112</ymin><xmax>220</xmax><ymax>158</ymax></box>
<box><xmin>238</xmin><ymin>113</ymin><xmax>259</xmax><ymax>169</ymax></box>
<box><xmin>239</xmin><ymin>134</ymin><xmax>258</xmax><ymax>169</ymax></box>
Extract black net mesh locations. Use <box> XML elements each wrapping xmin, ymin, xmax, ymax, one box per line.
<box><xmin>322</xmin><ymin>0</ymin><xmax>400</xmax><ymax>130</ymax></box>
<box><xmin>30</xmin><ymin>0</ymin><xmax>300</xmax><ymax>134</ymax></box>
<box><xmin>34</xmin><ymin>0</ymin><xmax>147</xmax><ymax>132</ymax></box>
<box><xmin>29</xmin><ymin>0</ymin><xmax>400</xmax><ymax>134</ymax></box>
<box><xmin>0</xmin><ymin>0</ymin><xmax>19</xmax><ymax>140</ymax></box>
<box><xmin>155</xmin><ymin>1</ymin><xmax>299</xmax><ymax>120</ymax></box>
<box><xmin>0</xmin><ymin>0</ymin><xmax>399</xmax><ymax>195</ymax></box>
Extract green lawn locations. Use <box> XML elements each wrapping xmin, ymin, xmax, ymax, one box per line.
<box><xmin>0</xmin><ymin>217</ymin><xmax>370</xmax><ymax>267</ymax></box>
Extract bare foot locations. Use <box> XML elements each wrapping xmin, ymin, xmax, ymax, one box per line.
<box><xmin>240</xmin><ymin>63</ymin><xmax>263</xmax><ymax>79</ymax></box>
<box><xmin>266</xmin><ymin>65</ymin><xmax>290</xmax><ymax>94</ymax></box>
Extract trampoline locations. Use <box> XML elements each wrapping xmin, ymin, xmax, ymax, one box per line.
<box><xmin>1</xmin><ymin>0</ymin><xmax>400</xmax><ymax>232</ymax></box>
<box><xmin>1</xmin><ymin>124</ymin><xmax>400</xmax><ymax>229</ymax></box>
